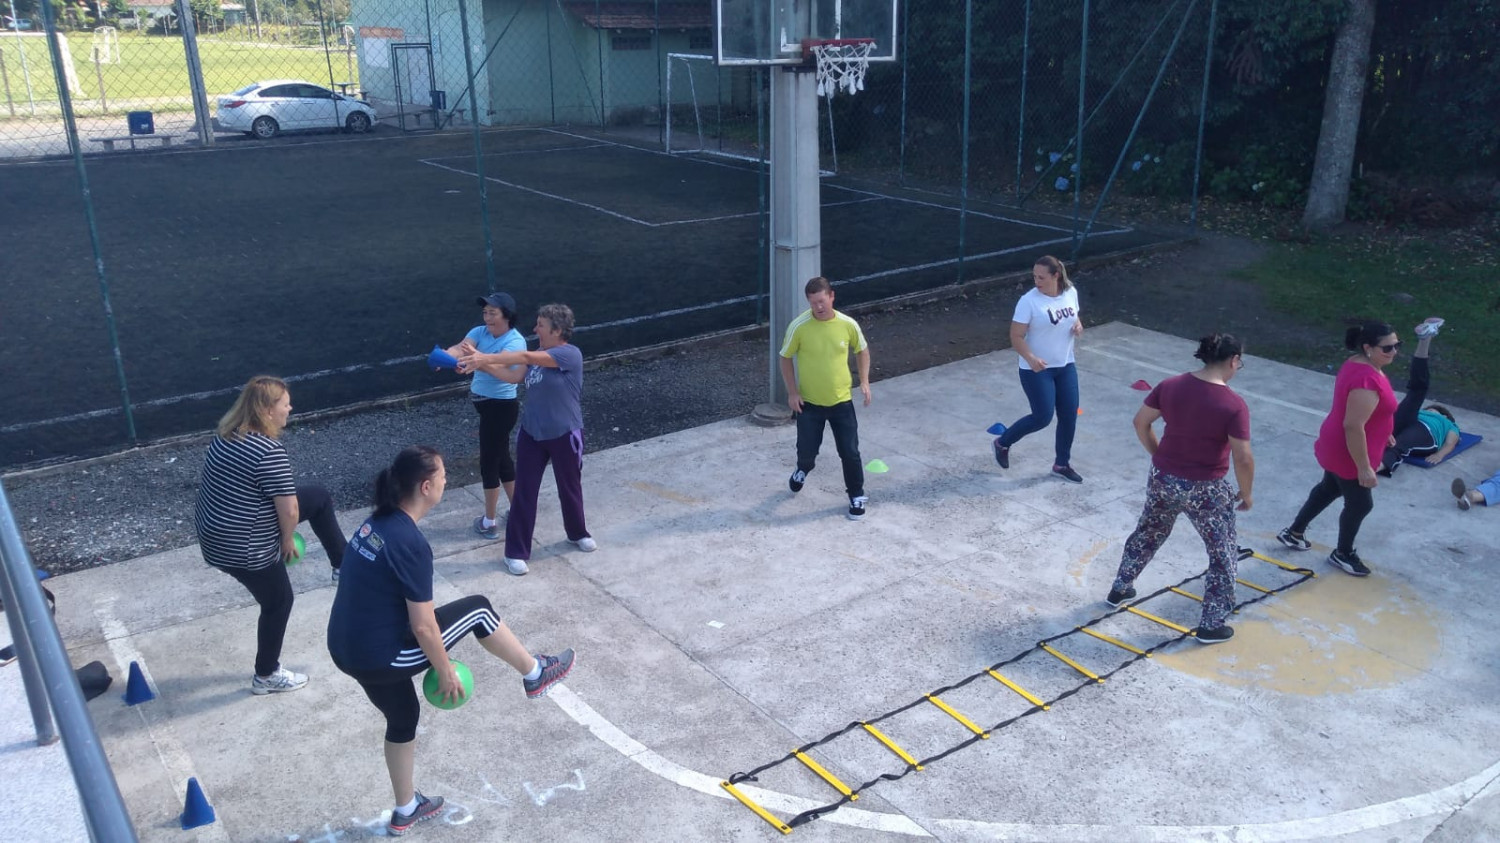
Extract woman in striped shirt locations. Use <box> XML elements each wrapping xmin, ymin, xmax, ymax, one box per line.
<box><xmin>193</xmin><ymin>376</ymin><xmax>347</xmax><ymax>694</ymax></box>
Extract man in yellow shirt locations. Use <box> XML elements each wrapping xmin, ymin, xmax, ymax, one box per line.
<box><xmin>779</xmin><ymin>276</ymin><xmax>873</xmax><ymax>520</ymax></box>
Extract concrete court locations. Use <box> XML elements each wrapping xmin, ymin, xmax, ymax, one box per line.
<box><xmin>20</xmin><ymin>321</ymin><xmax>1500</xmax><ymax>842</ymax></box>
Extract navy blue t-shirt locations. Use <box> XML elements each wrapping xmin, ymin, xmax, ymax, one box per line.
<box><xmin>327</xmin><ymin>510</ymin><xmax>434</xmax><ymax>672</ymax></box>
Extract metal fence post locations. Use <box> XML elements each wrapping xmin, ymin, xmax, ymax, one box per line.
<box><xmin>1190</xmin><ymin>0</ymin><xmax>1219</xmax><ymax>233</ymax></box>
<box><xmin>957</xmin><ymin>0</ymin><xmax>972</xmax><ymax>282</ymax></box>
<box><xmin>455</xmin><ymin>0</ymin><xmax>496</xmax><ymax>292</ymax></box>
<box><xmin>1071</xmin><ymin>0</ymin><xmax>1089</xmax><ymax>255</ymax></box>
<box><xmin>176</xmin><ymin>0</ymin><xmax>214</xmax><ymax>146</ymax></box>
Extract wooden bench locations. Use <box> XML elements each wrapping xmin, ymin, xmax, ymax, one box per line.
<box><xmin>90</xmin><ymin>134</ymin><xmax>175</xmax><ymax>151</ymax></box>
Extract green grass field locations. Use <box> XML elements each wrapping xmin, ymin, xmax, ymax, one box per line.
<box><xmin>1234</xmin><ymin>231</ymin><xmax>1500</xmax><ymax>405</ymax></box>
<box><xmin>0</xmin><ymin>30</ymin><xmax>357</xmax><ymax>115</ymax></box>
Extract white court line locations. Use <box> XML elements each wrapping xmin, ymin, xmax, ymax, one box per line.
<box><xmin>1081</xmin><ymin>346</ymin><xmax>1326</xmax><ymax>418</ymax></box>
<box><xmin>95</xmin><ymin>601</ymin><xmax>230</xmax><ymax>842</ymax></box>
<box><xmin>549</xmin><ymin>633</ymin><xmax>1496</xmax><ymax>841</ymax></box>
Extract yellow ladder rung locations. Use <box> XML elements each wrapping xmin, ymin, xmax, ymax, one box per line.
<box><xmin>926</xmin><ymin>695</ymin><xmax>989</xmax><ymax>738</ymax></box>
<box><xmin>861</xmin><ymin>723</ymin><xmax>924</xmax><ymax>771</ymax></box>
<box><xmin>986</xmin><ymin>669</ymin><xmax>1049</xmax><ymax>710</ymax></box>
<box><xmin>793</xmin><ymin>750</ymin><xmax>857</xmax><ymax>800</ymax></box>
<box><xmin>1251</xmin><ymin>550</ymin><xmax>1316</xmax><ymax>576</ymax></box>
<box><xmin>721</xmin><ymin>781</ymin><xmax>791</xmax><ymax>835</ymax></box>
<box><xmin>1169</xmin><ymin>586</ymin><xmax>1203</xmax><ymax>602</ymax></box>
<box><xmin>1039</xmin><ymin>643</ymin><xmax>1103</xmax><ymax>683</ymax></box>
<box><xmin>1125</xmin><ymin>605</ymin><xmax>1193</xmax><ymax>634</ymax></box>
<box><xmin>1078</xmin><ymin>625</ymin><xmax>1149</xmax><ymax>657</ymax></box>
<box><xmin>1235</xmin><ymin>577</ymin><xmax>1272</xmax><ymax>594</ymax></box>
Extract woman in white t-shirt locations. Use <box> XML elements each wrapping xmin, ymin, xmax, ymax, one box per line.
<box><xmin>993</xmin><ymin>255</ymin><xmax>1086</xmax><ymax>483</ymax></box>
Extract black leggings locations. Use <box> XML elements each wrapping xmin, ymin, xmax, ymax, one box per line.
<box><xmin>1290</xmin><ymin>470</ymin><xmax>1375</xmax><ymax>555</ymax></box>
<box><xmin>1382</xmin><ymin>356</ymin><xmax>1438</xmax><ymax>470</ymax></box>
<box><xmin>335</xmin><ymin>595</ymin><xmax>502</xmax><ymax>743</ymax></box>
<box><xmin>221</xmin><ymin>562</ymin><xmax>294</xmax><ymax>678</ymax></box>
<box><xmin>474</xmin><ymin>397</ymin><xmax>520</xmax><ymax>489</ymax></box>
<box><xmin>297</xmin><ymin>483</ymin><xmax>348</xmax><ymax>569</ymax></box>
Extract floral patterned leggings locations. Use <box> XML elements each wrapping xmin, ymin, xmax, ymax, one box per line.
<box><xmin>1111</xmin><ymin>467</ymin><xmax>1239</xmax><ymax>631</ymax></box>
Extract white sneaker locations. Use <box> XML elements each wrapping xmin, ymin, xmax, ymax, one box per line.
<box><xmin>503</xmin><ymin>557</ymin><xmax>529</xmax><ymax>576</ymax></box>
<box><xmin>572</xmin><ymin>536</ymin><xmax>597</xmax><ymax>552</ymax></box>
<box><xmin>1415</xmin><ymin>317</ymin><xmax>1444</xmax><ymax>338</ymax></box>
<box><xmin>251</xmin><ymin>666</ymin><xmax>308</xmax><ymax>695</ymax></box>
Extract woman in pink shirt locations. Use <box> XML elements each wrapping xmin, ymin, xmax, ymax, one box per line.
<box><xmin>1277</xmin><ymin>320</ymin><xmax>1400</xmax><ymax>576</ymax></box>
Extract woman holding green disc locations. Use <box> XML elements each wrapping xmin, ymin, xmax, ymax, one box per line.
<box><xmin>327</xmin><ymin>445</ymin><xmax>575</xmax><ymax>836</ymax></box>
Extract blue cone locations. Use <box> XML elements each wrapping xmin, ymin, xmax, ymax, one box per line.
<box><xmin>123</xmin><ymin>661</ymin><xmax>155</xmax><ymax>706</ymax></box>
<box><xmin>427</xmin><ymin>345</ymin><xmax>459</xmax><ymax>370</ymax></box>
<box><xmin>986</xmin><ymin>422</ymin><xmax>1008</xmax><ymax>436</ymax></box>
<box><xmin>180</xmin><ymin>777</ymin><xmax>217</xmax><ymax>829</ymax></box>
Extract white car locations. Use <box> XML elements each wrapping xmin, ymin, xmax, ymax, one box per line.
<box><xmin>215</xmin><ymin>80</ymin><xmax>376</xmax><ymax>139</ymax></box>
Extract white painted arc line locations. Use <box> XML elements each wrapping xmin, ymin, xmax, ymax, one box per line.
<box><xmin>550</xmin><ymin>679</ymin><xmax>1499</xmax><ymax>840</ymax></box>
<box><xmin>1081</xmin><ymin>346</ymin><xmax>1327</xmax><ymax>418</ymax></box>
<box><xmin>546</xmin><ymin>685</ymin><xmax>933</xmax><ymax>836</ymax></box>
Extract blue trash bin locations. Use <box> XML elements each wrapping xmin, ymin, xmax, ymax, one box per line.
<box><xmin>127</xmin><ymin>111</ymin><xmax>154</xmax><ymax>135</ymax></box>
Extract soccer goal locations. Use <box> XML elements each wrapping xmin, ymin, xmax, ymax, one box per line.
<box><xmin>663</xmin><ymin>51</ymin><xmax>842</xmax><ymax>173</ymax></box>
<box><xmin>91</xmin><ymin>26</ymin><xmax>120</xmax><ymax>64</ymax></box>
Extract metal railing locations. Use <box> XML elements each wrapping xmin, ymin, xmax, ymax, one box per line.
<box><xmin>0</xmin><ymin>479</ymin><xmax>138</xmax><ymax>842</ymax></box>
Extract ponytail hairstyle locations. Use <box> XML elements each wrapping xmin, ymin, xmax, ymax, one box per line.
<box><xmin>373</xmin><ymin>445</ymin><xmax>444</xmax><ymax>516</ymax></box>
<box><xmin>1193</xmin><ymin>332</ymin><xmax>1243</xmax><ymax>365</ymax></box>
<box><xmin>1034</xmin><ymin>255</ymin><xmax>1072</xmax><ymax>292</ymax></box>
<box><xmin>1344</xmin><ymin>319</ymin><xmax>1394</xmax><ymax>352</ymax></box>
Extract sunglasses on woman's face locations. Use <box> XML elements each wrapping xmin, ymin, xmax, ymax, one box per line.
<box><xmin>1377</xmin><ymin>341</ymin><xmax>1403</xmax><ymax>353</ymax></box>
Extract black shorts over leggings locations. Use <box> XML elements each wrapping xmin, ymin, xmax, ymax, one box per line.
<box><xmin>333</xmin><ymin>595</ymin><xmax>501</xmax><ymax>743</ymax></box>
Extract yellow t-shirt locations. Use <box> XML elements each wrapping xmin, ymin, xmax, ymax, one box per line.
<box><xmin>779</xmin><ymin>309</ymin><xmax>868</xmax><ymax>406</ymax></box>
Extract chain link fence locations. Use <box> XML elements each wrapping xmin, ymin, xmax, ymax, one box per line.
<box><xmin>1</xmin><ymin>0</ymin><xmax>1217</xmax><ymax>467</ymax></box>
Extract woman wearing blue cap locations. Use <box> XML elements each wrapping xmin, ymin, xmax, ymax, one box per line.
<box><xmin>445</xmin><ymin>292</ymin><xmax>527</xmax><ymax>540</ymax></box>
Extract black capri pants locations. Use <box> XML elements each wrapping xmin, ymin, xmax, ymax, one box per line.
<box><xmin>334</xmin><ymin>595</ymin><xmax>502</xmax><ymax>743</ymax></box>
<box><xmin>474</xmin><ymin>397</ymin><xmax>520</xmax><ymax>489</ymax></box>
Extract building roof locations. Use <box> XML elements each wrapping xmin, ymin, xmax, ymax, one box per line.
<box><xmin>562</xmin><ymin>2</ymin><xmax>710</xmax><ymax>31</ymax></box>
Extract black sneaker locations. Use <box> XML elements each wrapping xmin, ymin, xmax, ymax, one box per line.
<box><xmin>1194</xmin><ymin>625</ymin><xmax>1234</xmax><ymax>644</ymax></box>
<box><xmin>788</xmin><ymin>469</ymin><xmax>807</xmax><ymax>493</ymax></box>
<box><xmin>1104</xmin><ymin>586</ymin><xmax>1136</xmax><ymax>607</ymax></box>
<box><xmin>847</xmin><ymin>495</ymin><xmax>868</xmax><ymax>521</ymax></box>
<box><xmin>1237</xmin><ymin>546</ymin><xmax>1254</xmax><ymax>561</ymax></box>
<box><xmin>1052</xmin><ymin>465</ymin><xmax>1083</xmax><ymax>484</ymax></box>
<box><xmin>1327</xmin><ymin>549</ymin><xmax>1371</xmax><ymax>577</ymax></box>
<box><xmin>1276</xmin><ymin>528</ymin><xmax>1311</xmax><ymax>551</ymax></box>
<box><xmin>993</xmin><ymin>439</ymin><xmax>1010</xmax><ymax>469</ymax></box>
<box><xmin>524</xmin><ymin>648</ymin><xmax>575</xmax><ymax>699</ymax></box>
<box><xmin>389</xmin><ymin>792</ymin><xmax>444</xmax><ymax>836</ymax></box>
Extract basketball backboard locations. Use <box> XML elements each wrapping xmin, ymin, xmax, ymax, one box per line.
<box><xmin>714</xmin><ymin>0</ymin><xmax>898</xmax><ymax>66</ymax></box>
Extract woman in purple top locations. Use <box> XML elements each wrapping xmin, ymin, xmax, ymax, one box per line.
<box><xmin>460</xmin><ymin>303</ymin><xmax>594</xmax><ymax>576</ymax></box>
<box><xmin>1105</xmin><ymin>334</ymin><xmax>1255</xmax><ymax>644</ymax></box>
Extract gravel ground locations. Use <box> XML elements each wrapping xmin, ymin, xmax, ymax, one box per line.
<box><xmin>7</xmin><ymin>232</ymin><xmax>1435</xmax><ymax>575</ymax></box>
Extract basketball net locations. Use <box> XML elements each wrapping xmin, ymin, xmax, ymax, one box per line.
<box><xmin>811</xmin><ymin>40</ymin><xmax>875</xmax><ymax>98</ymax></box>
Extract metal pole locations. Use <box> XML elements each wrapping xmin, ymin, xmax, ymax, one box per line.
<box><xmin>897</xmin><ymin>0</ymin><xmax>908</xmax><ymax>184</ymax></box>
<box><xmin>93</xmin><ymin>46</ymin><xmax>108</xmax><ymax>112</ymax></box>
<box><xmin>314</xmin><ymin>0</ymin><xmax>337</xmax><ymax>128</ymax></box>
<box><xmin>176</xmin><ymin>0</ymin><xmax>214</xmax><ymax>145</ymax></box>
<box><xmin>1071</xmin><ymin>0</ymin><xmax>1089</xmax><ymax>254</ymax></box>
<box><xmin>1014</xmin><ymin>0</ymin><xmax>1030</xmax><ymax>203</ymax></box>
<box><xmin>654</xmin><ymin>0</ymin><xmax>663</xmax><ymax>146</ymax></box>
<box><xmin>544</xmin><ymin>0</ymin><xmax>555</xmax><ymax>123</ymax></box>
<box><xmin>1</xmin><ymin>482</ymin><xmax>139</xmax><ymax>842</ymax></box>
<box><xmin>756</xmin><ymin>67</ymin><xmax>767</xmax><ymax>326</ymax></box>
<box><xmin>595</xmin><ymin>0</ymin><xmax>605</xmax><ymax>130</ymax></box>
<box><xmin>41</xmin><ymin>0</ymin><xmax>136</xmax><ymax>442</ymax></box>
<box><xmin>456</xmin><ymin>0</ymin><xmax>496</xmax><ymax>291</ymax></box>
<box><xmin>958</xmin><ymin>0</ymin><xmax>972</xmax><ymax>282</ymax></box>
<box><xmin>1190</xmin><ymin>0</ymin><xmax>1219</xmax><ymax>233</ymax></box>
<box><xmin>0</xmin><ymin>47</ymin><xmax>14</xmax><ymax>116</ymax></box>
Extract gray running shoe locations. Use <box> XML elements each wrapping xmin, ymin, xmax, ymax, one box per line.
<box><xmin>251</xmin><ymin>666</ymin><xmax>308</xmax><ymax>695</ymax></box>
<box><xmin>524</xmin><ymin>649</ymin><xmax>576</xmax><ymax>699</ymax></box>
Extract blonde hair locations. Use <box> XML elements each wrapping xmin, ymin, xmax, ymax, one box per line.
<box><xmin>217</xmin><ymin>376</ymin><xmax>289</xmax><ymax>439</ymax></box>
<box><xmin>1034</xmin><ymin>255</ymin><xmax>1072</xmax><ymax>292</ymax></box>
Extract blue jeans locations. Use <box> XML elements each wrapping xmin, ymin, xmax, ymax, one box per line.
<box><xmin>999</xmin><ymin>363</ymin><xmax>1079</xmax><ymax>466</ymax></box>
<box><xmin>795</xmin><ymin>400</ymin><xmax>864</xmax><ymax>499</ymax></box>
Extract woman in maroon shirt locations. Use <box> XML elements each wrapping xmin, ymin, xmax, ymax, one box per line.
<box><xmin>1106</xmin><ymin>334</ymin><xmax>1254</xmax><ymax>644</ymax></box>
<box><xmin>1277</xmin><ymin>320</ymin><xmax>1400</xmax><ymax>577</ymax></box>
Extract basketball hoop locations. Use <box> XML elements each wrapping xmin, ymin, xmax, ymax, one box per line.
<box><xmin>805</xmin><ymin>38</ymin><xmax>875</xmax><ymax>98</ymax></box>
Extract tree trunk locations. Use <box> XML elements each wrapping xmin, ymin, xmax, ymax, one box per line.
<box><xmin>1301</xmin><ymin>0</ymin><xmax>1376</xmax><ymax>230</ymax></box>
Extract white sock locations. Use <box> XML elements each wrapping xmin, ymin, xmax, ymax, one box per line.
<box><xmin>481</xmin><ymin>516</ymin><xmax>497</xmax><ymax>529</ymax></box>
<box><xmin>523</xmin><ymin>659</ymin><xmax>542</xmax><ymax>681</ymax></box>
<box><xmin>397</xmin><ymin>796</ymin><xmax>419</xmax><ymax>815</ymax></box>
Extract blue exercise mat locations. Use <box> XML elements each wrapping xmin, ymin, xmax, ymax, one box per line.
<box><xmin>1404</xmin><ymin>432</ymin><xmax>1483</xmax><ymax>467</ymax></box>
